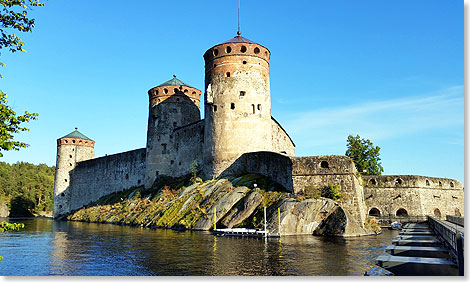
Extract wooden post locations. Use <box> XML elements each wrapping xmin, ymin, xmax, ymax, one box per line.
<box><xmin>457</xmin><ymin>232</ymin><xmax>464</xmax><ymax>276</ymax></box>
<box><xmin>264</xmin><ymin>206</ymin><xmax>267</xmax><ymax>238</ymax></box>
<box><xmin>278</xmin><ymin>208</ymin><xmax>281</xmax><ymax>234</ymax></box>
<box><xmin>214</xmin><ymin>207</ymin><xmax>217</xmax><ymax>230</ymax></box>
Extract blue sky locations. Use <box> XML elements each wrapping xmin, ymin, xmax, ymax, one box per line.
<box><xmin>0</xmin><ymin>0</ymin><xmax>464</xmax><ymax>183</ymax></box>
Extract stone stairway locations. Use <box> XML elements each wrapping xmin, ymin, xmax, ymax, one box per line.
<box><xmin>375</xmin><ymin>223</ymin><xmax>458</xmax><ymax>276</ymax></box>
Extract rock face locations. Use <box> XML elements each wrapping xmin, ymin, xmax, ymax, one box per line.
<box><xmin>67</xmin><ymin>175</ymin><xmax>375</xmax><ymax>236</ymax></box>
<box><xmin>221</xmin><ymin>189</ymin><xmax>263</xmax><ymax>228</ymax></box>
<box><xmin>266</xmin><ymin>198</ymin><xmax>369</xmax><ymax>236</ymax></box>
<box><xmin>0</xmin><ymin>203</ymin><xmax>9</xmax><ymax>217</ymax></box>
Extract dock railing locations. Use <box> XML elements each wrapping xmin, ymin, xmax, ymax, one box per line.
<box><xmin>428</xmin><ymin>216</ymin><xmax>464</xmax><ymax>275</ymax></box>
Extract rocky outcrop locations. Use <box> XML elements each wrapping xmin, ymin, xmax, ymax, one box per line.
<box><xmin>67</xmin><ymin>174</ymin><xmax>375</xmax><ymax>236</ymax></box>
<box><xmin>0</xmin><ymin>203</ymin><xmax>9</xmax><ymax>218</ymax></box>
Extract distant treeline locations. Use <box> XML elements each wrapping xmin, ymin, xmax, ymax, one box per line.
<box><xmin>0</xmin><ymin>162</ymin><xmax>55</xmax><ymax>216</ymax></box>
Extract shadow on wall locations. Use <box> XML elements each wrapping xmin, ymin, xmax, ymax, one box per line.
<box><xmin>219</xmin><ymin>151</ymin><xmax>294</xmax><ymax>192</ymax></box>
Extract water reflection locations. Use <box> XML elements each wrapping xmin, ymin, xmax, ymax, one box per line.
<box><xmin>0</xmin><ymin>218</ymin><xmax>398</xmax><ymax>276</ymax></box>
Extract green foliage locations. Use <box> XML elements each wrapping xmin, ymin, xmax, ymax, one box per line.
<box><xmin>345</xmin><ymin>134</ymin><xmax>384</xmax><ymax>176</ymax></box>
<box><xmin>0</xmin><ymin>0</ymin><xmax>45</xmax><ymax>69</ymax></box>
<box><xmin>322</xmin><ymin>183</ymin><xmax>342</xmax><ymax>200</ymax></box>
<box><xmin>0</xmin><ymin>0</ymin><xmax>43</xmax><ymax>153</ymax></box>
<box><xmin>0</xmin><ymin>161</ymin><xmax>55</xmax><ymax>215</ymax></box>
<box><xmin>0</xmin><ymin>220</ymin><xmax>23</xmax><ymax>232</ymax></box>
<box><xmin>0</xmin><ymin>220</ymin><xmax>24</xmax><ymax>261</ymax></box>
<box><xmin>0</xmin><ymin>93</ymin><xmax>38</xmax><ymax>156</ymax></box>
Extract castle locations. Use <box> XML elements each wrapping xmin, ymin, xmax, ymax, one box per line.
<box><xmin>53</xmin><ymin>33</ymin><xmax>464</xmax><ymax>226</ymax></box>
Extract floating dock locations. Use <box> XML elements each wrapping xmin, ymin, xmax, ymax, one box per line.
<box><xmin>213</xmin><ymin>228</ymin><xmax>280</xmax><ymax>238</ymax></box>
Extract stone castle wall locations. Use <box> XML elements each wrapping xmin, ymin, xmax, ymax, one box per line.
<box><xmin>173</xmin><ymin>120</ymin><xmax>204</xmax><ymax>177</ymax></box>
<box><xmin>271</xmin><ymin>117</ymin><xmax>295</xmax><ymax>156</ymax></box>
<box><xmin>363</xmin><ymin>175</ymin><xmax>464</xmax><ymax>218</ymax></box>
<box><xmin>291</xmin><ymin>156</ymin><xmax>367</xmax><ymax>226</ymax></box>
<box><xmin>67</xmin><ymin>148</ymin><xmax>146</xmax><ymax>212</ymax></box>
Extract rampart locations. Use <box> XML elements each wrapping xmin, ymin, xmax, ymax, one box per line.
<box><xmin>291</xmin><ymin>155</ymin><xmax>366</xmax><ymax>225</ymax></box>
<box><xmin>363</xmin><ymin>175</ymin><xmax>464</xmax><ymax>219</ymax></box>
<box><xmin>68</xmin><ymin>148</ymin><xmax>146</xmax><ymax>212</ymax></box>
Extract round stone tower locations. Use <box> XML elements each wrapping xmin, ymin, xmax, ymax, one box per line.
<box><xmin>53</xmin><ymin>128</ymin><xmax>94</xmax><ymax>217</ymax></box>
<box><xmin>145</xmin><ymin>75</ymin><xmax>201</xmax><ymax>188</ymax></box>
<box><xmin>203</xmin><ymin>33</ymin><xmax>272</xmax><ymax>178</ymax></box>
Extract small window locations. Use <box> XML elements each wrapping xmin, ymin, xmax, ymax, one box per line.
<box><xmin>370</xmin><ymin>178</ymin><xmax>377</xmax><ymax>185</ymax></box>
<box><xmin>59</xmin><ymin>205</ymin><xmax>62</xmax><ymax>209</ymax></box>
<box><xmin>252</xmin><ymin>104</ymin><xmax>255</xmax><ymax>114</ymax></box>
<box><xmin>226</xmin><ymin>46</ymin><xmax>232</xmax><ymax>53</ymax></box>
<box><xmin>156</xmin><ymin>171</ymin><xmax>159</xmax><ymax>176</ymax></box>
<box><xmin>174</xmin><ymin>88</ymin><xmax>178</xmax><ymax>93</ymax></box>
<box><xmin>155</xmin><ymin>89</ymin><xmax>159</xmax><ymax>95</ymax></box>
<box><xmin>170</xmin><ymin>135</ymin><xmax>173</xmax><ymax>139</ymax></box>
<box><xmin>231</xmin><ymin>103</ymin><xmax>235</xmax><ymax>110</ymax></box>
<box><xmin>395</xmin><ymin>178</ymin><xmax>403</xmax><ymax>185</ymax></box>
<box><xmin>320</xmin><ymin>161</ymin><xmax>329</xmax><ymax>168</ymax></box>
<box><xmin>69</xmin><ymin>163</ymin><xmax>73</xmax><ymax>167</ymax></box>
<box><xmin>241</xmin><ymin>46</ymin><xmax>247</xmax><ymax>53</ymax></box>
<box><xmin>64</xmin><ymin>179</ymin><xmax>68</xmax><ymax>183</ymax></box>
<box><xmin>176</xmin><ymin>98</ymin><xmax>180</xmax><ymax>102</ymax></box>
<box><xmin>64</xmin><ymin>140</ymin><xmax>68</xmax><ymax>143</ymax></box>
<box><xmin>184</xmin><ymin>89</ymin><xmax>188</xmax><ymax>93</ymax></box>
<box><xmin>171</xmin><ymin>160</ymin><xmax>174</xmax><ymax>165</ymax></box>
<box><xmin>138</xmin><ymin>180</ymin><xmax>141</xmax><ymax>184</ymax></box>
<box><xmin>192</xmin><ymin>91</ymin><xmax>196</xmax><ymax>95</ymax></box>
<box><xmin>213</xmin><ymin>49</ymin><xmax>218</xmax><ymax>56</ymax></box>
<box><xmin>439</xmin><ymin>181</ymin><xmax>443</xmax><ymax>187</ymax></box>
<box><xmin>179</xmin><ymin>161</ymin><xmax>182</xmax><ymax>165</ymax></box>
<box><xmin>125</xmin><ymin>174</ymin><xmax>129</xmax><ymax>179</ymax></box>
<box><xmin>69</xmin><ymin>155</ymin><xmax>73</xmax><ymax>158</ymax></box>
<box><xmin>257</xmin><ymin>104</ymin><xmax>262</xmax><ymax>111</ymax></box>
<box><xmin>426</xmin><ymin>179</ymin><xmax>430</xmax><ymax>186</ymax></box>
<box><xmin>72</xmin><ymin>140</ymin><xmax>75</xmax><ymax>143</ymax></box>
<box><xmin>213</xmin><ymin>105</ymin><xmax>217</xmax><ymax>112</ymax></box>
<box><xmin>226</xmin><ymin>72</ymin><xmax>230</xmax><ymax>77</ymax></box>
<box><xmin>242</xmin><ymin>60</ymin><xmax>247</xmax><ymax>64</ymax></box>
<box><xmin>450</xmin><ymin>181</ymin><xmax>454</xmax><ymax>188</ymax></box>
<box><xmin>240</xmin><ymin>91</ymin><xmax>245</xmax><ymax>97</ymax></box>
<box><xmin>164</xmin><ymin>88</ymin><xmax>168</xmax><ymax>94</ymax></box>
<box><xmin>254</xmin><ymin>47</ymin><xmax>260</xmax><ymax>54</ymax></box>
<box><xmin>173</xmin><ymin>122</ymin><xmax>177</xmax><ymax>127</ymax></box>
<box><xmin>61</xmin><ymin>193</ymin><xmax>65</xmax><ymax>197</ymax></box>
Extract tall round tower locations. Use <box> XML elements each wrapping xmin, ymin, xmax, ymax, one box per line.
<box><xmin>203</xmin><ymin>34</ymin><xmax>272</xmax><ymax>177</ymax></box>
<box><xmin>53</xmin><ymin>128</ymin><xmax>94</xmax><ymax>217</ymax></box>
<box><xmin>145</xmin><ymin>75</ymin><xmax>201</xmax><ymax>188</ymax></box>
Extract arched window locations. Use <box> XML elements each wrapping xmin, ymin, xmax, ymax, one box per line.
<box><xmin>369</xmin><ymin>178</ymin><xmax>377</xmax><ymax>185</ymax></box>
<box><xmin>320</xmin><ymin>161</ymin><xmax>329</xmax><ymax>169</ymax></box>
<box><xmin>455</xmin><ymin>208</ymin><xmax>461</xmax><ymax>217</ymax></box>
<box><xmin>433</xmin><ymin>208</ymin><xmax>441</xmax><ymax>218</ymax></box>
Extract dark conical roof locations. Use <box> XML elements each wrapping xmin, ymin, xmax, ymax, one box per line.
<box><xmin>61</xmin><ymin>129</ymin><xmax>93</xmax><ymax>141</ymax></box>
<box><xmin>221</xmin><ymin>35</ymin><xmax>258</xmax><ymax>44</ymax></box>
<box><xmin>157</xmin><ymin>75</ymin><xmax>193</xmax><ymax>88</ymax></box>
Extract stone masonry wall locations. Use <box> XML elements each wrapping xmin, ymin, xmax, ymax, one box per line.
<box><xmin>363</xmin><ymin>175</ymin><xmax>464</xmax><ymax>218</ymax></box>
<box><xmin>173</xmin><ymin>120</ymin><xmax>204</xmax><ymax>177</ymax></box>
<box><xmin>291</xmin><ymin>155</ymin><xmax>367</xmax><ymax>226</ymax></box>
<box><xmin>67</xmin><ymin>148</ymin><xmax>146</xmax><ymax>213</ymax></box>
<box><xmin>271</xmin><ymin>117</ymin><xmax>295</xmax><ymax>156</ymax></box>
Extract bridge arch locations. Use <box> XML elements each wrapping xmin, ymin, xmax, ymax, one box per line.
<box><xmin>395</xmin><ymin>207</ymin><xmax>408</xmax><ymax>217</ymax></box>
<box><xmin>368</xmin><ymin>207</ymin><xmax>381</xmax><ymax>217</ymax></box>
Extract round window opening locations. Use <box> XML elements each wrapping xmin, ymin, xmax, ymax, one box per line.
<box><xmin>368</xmin><ymin>208</ymin><xmax>380</xmax><ymax>217</ymax></box>
<box><xmin>254</xmin><ymin>47</ymin><xmax>260</xmax><ymax>54</ymax></box>
<box><xmin>226</xmin><ymin>46</ymin><xmax>232</xmax><ymax>53</ymax></box>
<box><xmin>396</xmin><ymin>208</ymin><xmax>408</xmax><ymax>217</ymax></box>
<box><xmin>240</xmin><ymin>46</ymin><xmax>247</xmax><ymax>53</ymax></box>
<box><xmin>320</xmin><ymin>161</ymin><xmax>329</xmax><ymax>169</ymax></box>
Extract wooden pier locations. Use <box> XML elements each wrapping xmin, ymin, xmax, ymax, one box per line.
<box><xmin>213</xmin><ymin>228</ymin><xmax>280</xmax><ymax>238</ymax></box>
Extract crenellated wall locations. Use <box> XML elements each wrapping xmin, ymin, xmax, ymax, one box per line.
<box><xmin>67</xmin><ymin>148</ymin><xmax>146</xmax><ymax>213</ymax></box>
<box><xmin>363</xmin><ymin>175</ymin><xmax>464</xmax><ymax>219</ymax></box>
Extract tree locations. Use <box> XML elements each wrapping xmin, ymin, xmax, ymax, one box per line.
<box><xmin>0</xmin><ymin>0</ymin><xmax>43</xmax><ymax>156</ymax></box>
<box><xmin>345</xmin><ymin>134</ymin><xmax>384</xmax><ymax>176</ymax></box>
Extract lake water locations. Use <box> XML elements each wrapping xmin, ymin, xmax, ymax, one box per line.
<box><xmin>0</xmin><ymin>218</ymin><xmax>398</xmax><ymax>276</ymax></box>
